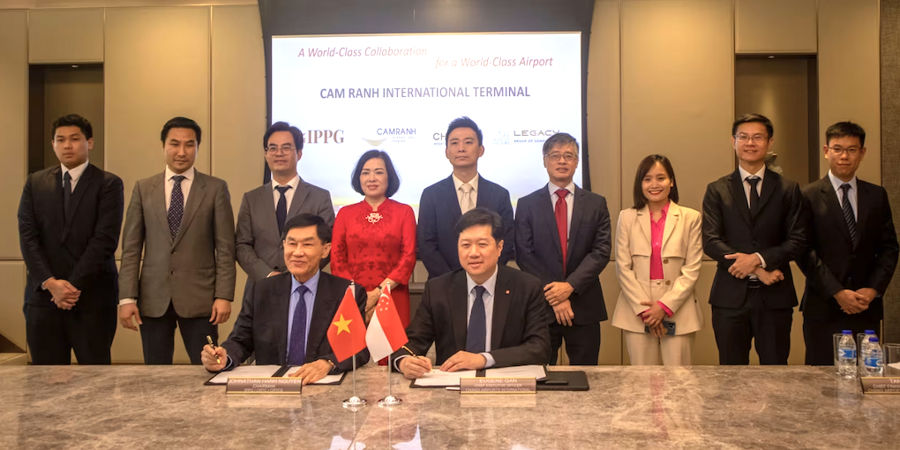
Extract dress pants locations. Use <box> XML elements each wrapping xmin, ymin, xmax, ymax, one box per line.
<box><xmin>712</xmin><ymin>284</ymin><xmax>793</xmax><ymax>365</ymax></box>
<box><xmin>624</xmin><ymin>332</ymin><xmax>694</xmax><ymax>365</ymax></box>
<box><xmin>803</xmin><ymin>314</ymin><xmax>880</xmax><ymax>366</ymax></box>
<box><xmin>139</xmin><ymin>302</ymin><xmax>217</xmax><ymax>365</ymax></box>
<box><xmin>548</xmin><ymin>321</ymin><xmax>601</xmax><ymax>365</ymax></box>
<box><xmin>24</xmin><ymin>302</ymin><xmax>117</xmax><ymax>365</ymax></box>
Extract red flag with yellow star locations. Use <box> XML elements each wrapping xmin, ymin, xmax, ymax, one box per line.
<box><xmin>327</xmin><ymin>285</ymin><xmax>367</xmax><ymax>362</ymax></box>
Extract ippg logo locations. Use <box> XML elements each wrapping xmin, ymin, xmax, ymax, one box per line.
<box><xmin>305</xmin><ymin>130</ymin><xmax>344</xmax><ymax>144</ymax></box>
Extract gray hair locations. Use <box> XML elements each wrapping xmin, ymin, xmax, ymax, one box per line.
<box><xmin>541</xmin><ymin>132</ymin><xmax>580</xmax><ymax>156</ymax></box>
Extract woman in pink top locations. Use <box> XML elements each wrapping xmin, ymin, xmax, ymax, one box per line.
<box><xmin>612</xmin><ymin>155</ymin><xmax>704</xmax><ymax>365</ymax></box>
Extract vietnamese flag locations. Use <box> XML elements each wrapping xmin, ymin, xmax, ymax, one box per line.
<box><xmin>365</xmin><ymin>286</ymin><xmax>409</xmax><ymax>361</ymax></box>
<box><xmin>327</xmin><ymin>285</ymin><xmax>367</xmax><ymax>362</ymax></box>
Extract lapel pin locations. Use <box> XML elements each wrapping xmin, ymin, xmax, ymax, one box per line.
<box><xmin>505</xmin><ymin>290</ymin><xmax>510</xmax><ymax>295</ymax></box>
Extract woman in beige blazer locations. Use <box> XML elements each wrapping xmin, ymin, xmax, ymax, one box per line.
<box><xmin>612</xmin><ymin>155</ymin><xmax>703</xmax><ymax>365</ymax></box>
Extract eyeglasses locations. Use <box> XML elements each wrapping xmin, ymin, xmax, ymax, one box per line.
<box><xmin>828</xmin><ymin>146</ymin><xmax>861</xmax><ymax>155</ymax></box>
<box><xmin>265</xmin><ymin>145</ymin><xmax>295</xmax><ymax>154</ymax></box>
<box><xmin>734</xmin><ymin>134</ymin><xmax>769</xmax><ymax>143</ymax></box>
<box><xmin>545</xmin><ymin>153</ymin><xmax>578</xmax><ymax>163</ymax></box>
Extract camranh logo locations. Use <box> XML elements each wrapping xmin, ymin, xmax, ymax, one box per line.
<box><xmin>362</xmin><ymin>127</ymin><xmax>416</xmax><ymax>147</ymax></box>
<box><xmin>306</xmin><ymin>130</ymin><xmax>344</xmax><ymax>144</ymax></box>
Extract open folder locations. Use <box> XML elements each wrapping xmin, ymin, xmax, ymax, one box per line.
<box><xmin>205</xmin><ymin>365</ymin><xmax>346</xmax><ymax>386</ymax></box>
<box><xmin>411</xmin><ymin>365</ymin><xmax>548</xmax><ymax>388</ymax></box>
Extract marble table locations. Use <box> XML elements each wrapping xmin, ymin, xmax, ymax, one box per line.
<box><xmin>0</xmin><ymin>365</ymin><xmax>897</xmax><ymax>449</ymax></box>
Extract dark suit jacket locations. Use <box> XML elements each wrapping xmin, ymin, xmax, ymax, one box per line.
<box><xmin>798</xmin><ymin>176</ymin><xmax>899</xmax><ymax>321</ymax></box>
<box><xmin>18</xmin><ymin>164</ymin><xmax>124</xmax><ymax>310</ymax></box>
<box><xmin>702</xmin><ymin>168</ymin><xmax>806</xmax><ymax>309</ymax></box>
<box><xmin>222</xmin><ymin>271</ymin><xmax>369</xmax><ymax>371</ymax></box>
<box><xmin>393</xmin><ymin>265</ymin><xmax>550</xmax><ymax>367</ymax></box>
<box><xmin>417</xmin><ymin>175</ymin><xmax>515</xmax><ymax>279</ymax></box>
<box><xmin>515</xmin><ymin>184</ymin><xmax>611</xmax><ymax>324</ymax></box>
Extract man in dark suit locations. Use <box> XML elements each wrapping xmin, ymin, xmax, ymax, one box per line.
<box><xmin>236</xmin><ymin>122</ymin><xmax>334</xmax><ymax>298</ymax></box>
<box><xmin>702</xmin><ymin>114</ymin><xmax>806</xmax><ymax>365</ymax></box>
<box><xmin>417</xmin><ymin>117</ymin><xmax>515</xmax><ymax>279</ymax></box>
<box><xmin>118</xmin><ymin>117</ymin><xmax>236</xmax><ymax>365</ymax></box>
<box><xmin>798</xmin><ymin>121</ymin><xmax>898</xmax><ymax>365</ymax></box>
<box><xmin>395</xmin><ymin>208</ymin><xmax>550</xmax><ymax>378</ymax></box>
<box><xmin>515</xmin><ymin>133</ymin><xmax>610</xmax><ymax>365</ymax></box>
<box><xmin>202</xmin><ymin>214</ymin><xmax>368</xmax><ymax>384</ymax></box>
<box><xmin>18</xmin><ymin>114</ymin><xmax>124</xmax><ymax>364</ymax></box>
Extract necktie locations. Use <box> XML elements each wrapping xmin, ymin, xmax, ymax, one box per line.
<box><xmin>466</xmin><ymin>286</ymin><xmax>487</xmax><ymax>353</ymax></box>
<box><xmin>63</xmin><ymin>172</ymin><xmax>72</xmax><ymax>219</ymax></box>
<box><xmin>275</xmin><ymin>185</ymin><xmax>292</xmax><ymax>236</ymax></box>
<box><xmin>460</xmin><ymin>183</ymin><xmax>475</xmax><ymax>214</ymax></box>
<box><xmin>288</xmin><ymin>285</ymin><xmax>309</xmax><ymax>366</ymax></box>
<box><xmin>555</xmin><ymin>189</ymin><xmax>569</xmax><ymax>275</ymax></box>
<box><xmin>746</xmin><ymin>176</ymin><xmax>760</xmax><ymax>216</ymax></box>
<box><xmin>841</xmin><ymin>183</ymin><xmax>857</xmax><ymax>243</ymax></box>
<box><xmin>168</xmin><ymin>175</ymin><xmax>186</xmax><ymax>240</ymax></box>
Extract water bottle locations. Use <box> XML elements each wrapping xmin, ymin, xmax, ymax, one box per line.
<box><xmin>863</xmin><ymin>337</ymin><xmax>884</xmax><ymax>377</ymax></box>
<box><xmin>858</xmin><ymin>330</ymin><xmax>877</xmax><ymax>373</ymax></box>
<box><xmin>836</xmin><ymin>330</ymin><xmax>857</xmax><ymax>378</ymax></box>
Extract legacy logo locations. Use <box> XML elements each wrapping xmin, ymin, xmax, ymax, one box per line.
<box><xmin>362</xmin><ymin>127</ymin><xmax>416</xmax><ymax>147</ymax></box>
<box><xmin>306</xmin><ymin>130</ymin><xmax>344</xmax><ymax>144</ymax></box>
<box><xmin>513</xmin><ymin>129</ymin><xmax>559</xmax><ymax>137</ymax></box>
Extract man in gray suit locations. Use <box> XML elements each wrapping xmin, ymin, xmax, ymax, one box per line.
<box><xmin>235</xmin><ymin>121</ymin><xmax>334</xmax><ymax>295</ymax></box>
<box><xmin>118</xmin><ymin>117</ymin><xmax>236</xmax><ymax>365</ymax></box>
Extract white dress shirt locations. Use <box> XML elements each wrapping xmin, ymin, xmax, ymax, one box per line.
<box><xmin>452</xmin><ymin>173</ymin><xmax>479</xmax><ymax>212</ymax></box>
<box><xmin>548</xmin><ymin>181</ymin><xmax>575</xmax><ymax>237</ymax></box>
<box><xmin>165</xmin><ymin>166</ymin><xmax>195</xmax><ymax>211</ymax></box>
<box><xmin>272</xmin><ymin>175</ymin><xmax>300</xmax><ymax>211</ymax></box>
<box><xmin>466</xmin><ymin>266</ymin><xmax>499</xmax><ymax>368</ymax></box>
<box><xmin>61</xmin><ymin>160</ymin><xmax>89</xmax><ymax>192</ymax></box>
<box><xmin>736</xmin><ymin>165</ymin><xmax>767</xmax><ymax>273</ymax></box>
<box><xmin>828</xmin><ymin>170</ymin><xmax>858</xmax><ymax>221</ymax></box>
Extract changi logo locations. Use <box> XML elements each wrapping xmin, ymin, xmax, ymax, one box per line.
<box><xmin>433</xmin><ymin>132</ymin><xmax>446</xmax><ymax>146</ymax></box>
<box><xmin>306</xmin><ymin>130</ymin><xmax>344</xmax><ymax>144</ymax></box>
<box><xmin>363</xmin><ymin>127</ymin><xmax>416</xmax><ymax>147</ymax></box>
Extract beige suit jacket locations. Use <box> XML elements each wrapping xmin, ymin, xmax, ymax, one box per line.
<box><xmin>612</xmin><ymin>202</ymin><xmax>703</xmax><ymax>335</ymax></box>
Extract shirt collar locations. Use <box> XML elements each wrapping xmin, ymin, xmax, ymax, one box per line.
<box><xmin>273</xmin><ymin>175</ymin><xmax>300</xmax><ymax>190</ymax></box>
<box><xmin>466</xmin><ymin>265</ymin><xmax>499</xmax><ymax>299</ymax></box>
<box><xmin>61</xmin><ymin>160</ymin><xmax>89</xmax><ymax>182</ymax></box>
<box><xmin>165</xmin><ymin>166</ymin><xmax>195</xmax><ymax>182</ymax></box>
<box><xmin>291</xmin><ymin>269</ymin><xmax>321</xmax><ymax>297</ymax></box>
<box><xmin>548</xmin><ymin>181</ymin><xmax>576</xmax><ymax>198</ymax></box>
<box><xmin>738</xmin><ymin>165</ymin><xmax>765</xmax><ymax>183</ymax></box>
<box><xmin>452</xmin><ymin>173</ymin><xmax>479</xmax><ymax>193</ymax></box>
<box><xmin>827</xmin><ymin>170</ymin><xmax>857</xmax><ymax>192</ymax></box>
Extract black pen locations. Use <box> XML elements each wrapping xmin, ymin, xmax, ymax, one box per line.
<box><xmin>206</xmin><ymin>335</ymin><xmax>221</xmax><ymax>364</ymax></box>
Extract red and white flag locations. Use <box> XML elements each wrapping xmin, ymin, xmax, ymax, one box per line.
<box><xmin>365</xmin><ymin>286</ymin><xmax>408</xmax><ymax>361</ymax></box>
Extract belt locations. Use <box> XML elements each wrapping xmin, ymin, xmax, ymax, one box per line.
<box><xmin>748</xmin><ymin>278</ymin><xmax>761</xmax><ymax>289</ymax></box>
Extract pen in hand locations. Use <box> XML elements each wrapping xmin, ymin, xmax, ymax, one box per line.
<box><xmin>206</xmin><ymin>335</ymin><xmax>221</xmax><ymax>365</ymax></box>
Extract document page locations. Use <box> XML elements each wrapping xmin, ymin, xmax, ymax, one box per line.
<box><xmin>485</xmin><ymin>365</ymin><xmax>547</xmax><ymax>380</ymax></box>
<box><xmin>412</xmin><ymin>370</ymin><xmax>477</xmax><ymax>387</ymax></box>
<box><xmin>282</xmin><ymin>367</ymin><xmax>344</xmax><ymax>385</ymax></box>
<box><xmin>207</xmin><ymin>365</ymin><xmax>282</xmax><ymax>384</ymax></box>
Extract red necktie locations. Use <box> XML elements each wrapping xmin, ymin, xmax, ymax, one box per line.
<box><xmin>555</xmin><ymin>189</ymin><xmax>569</xmax><ymax>275</ymax></box>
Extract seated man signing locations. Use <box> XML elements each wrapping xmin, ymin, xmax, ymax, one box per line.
<box><xmin>201</xmin><ymin>214</ymin><xmax>368</xmax><ymax>384</ymax></box>
<box><xmin>394</xmin><ymin>208</ymin><xmax>550</xmax><ymax>379</ymax></box>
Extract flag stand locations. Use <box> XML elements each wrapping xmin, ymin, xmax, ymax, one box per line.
<box><xmin>342</xmin><ymin>354</ymin><xmax>367</xmax><ymax>408</ymax></box>
<box><xmin>378</xmin><ymin>353</ymin><xmax>402</xmax><ymax>407</ymax></box>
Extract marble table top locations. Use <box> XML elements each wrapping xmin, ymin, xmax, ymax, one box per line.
<box><xmin>0</xmin><ymin>365</ymin><xmax>897</xmax><ymax>449</ymax></box>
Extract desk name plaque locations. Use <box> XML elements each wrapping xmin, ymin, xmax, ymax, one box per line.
<box><xmin>460</xmin><ymin>377</ymin><xmax>536</xmax><ymax>394</ymax></box>
<box><xmin>226</xmin><ymin>377</ymin><xmax>303</xmax><ymax>395</ymax></box>
<box><xmin>860</xmin><ymin>377</ymin><xmax>900</xmax><ymax>395</ymax></box>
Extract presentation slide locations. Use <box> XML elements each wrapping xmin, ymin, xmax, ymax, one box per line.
<box><xmin>272</xmin><ymin>32</ymin><xmax>583</xmax><ymax>215</ymax></box>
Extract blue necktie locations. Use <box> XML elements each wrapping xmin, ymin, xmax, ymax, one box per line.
<box><xmin>168</xmin><ymin>175</ymin><xmax>186</xmax><ymax>240</ymax></box>
<box><xmin>275</xmin><ymin>185</ymin><xmax>292</xmax><ymax>236</ymax></box>
<box><xmin>466</xmin><ymin>286</ymin><xmax>487</xmax><ymax>353</ymax></box>
<box><xmin>288</xmin><ymin>285</ymin><xmax>309</xmax><ymax>366</ymax></box>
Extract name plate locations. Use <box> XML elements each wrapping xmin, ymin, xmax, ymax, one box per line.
<box><xmin>860</xmin><ymin>377</ymin><xmax>900</xmax><ymax>395</ymax></box>
<box><xmin>226</xmin><ymin>377</ymin><xmax>303</xmax><ymax>395</ymax></box>
<box><xmin>460</xmin><ymin>377</ymin><xmax>536</xmax><ymax>394</ymax></box>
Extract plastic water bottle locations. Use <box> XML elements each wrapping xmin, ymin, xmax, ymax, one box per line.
<box><xmin>858</xmin><ymin>330</ymin><xmax>877</xmax><ymax>373</ymax></box>
<box><xmin>862</xmin><ymin>337</ymin><xmax>884</xmax><ymax>377</ymax></box>
<box><xmin>836</xmin><ymin>330</ymin><xmax>857</xmax><ymax>378</ymax></box>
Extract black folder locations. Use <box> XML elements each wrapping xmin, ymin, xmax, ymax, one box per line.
<box><xmin>536</xmin><ymin>370</ymin><xmax>590</xmax><ymax>391</ymax></box>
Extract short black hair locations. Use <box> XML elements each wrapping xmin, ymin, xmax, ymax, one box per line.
<box><xmin>52</xmin><ymin>114</ymin><xmax>92</xmax><ymax>140</ymax></box>
<box><xmin>264</xmin><ymin>121</ymin><xmax>304</xmax><ymax>151</ymax></box>
<box><xmin>826</xmin><ymin>121</ymin><xmax>866</xmax><ymax>147</ymax></box>
<box><xmin>455</xmin><ymin>208</ymin><xmax>504</xmax><ymax>243</ymax></box>
<box><xmin>161</xmin><ymin>117</ymin><xmax>202</xmax><ymax>145</ymax></box>
<box><xmin>281</xmin><ymin>213</ymin><xmax>332</xmax><ymax>243</ymax></box>
<box><xmin>542</xmin><ymin>132</ymin><xmax>579</xmax><ymax>156</ymax></box>
<box><xmin>632</xmin><ymin>154</ymin><xmax>680</xmax><ymax>210</ymax></box>
<box><xmin>351</xmin><ymin>150</ymin><xmax>400</xmax><ymax>197</ymax></box>
<box><xmin>446</xmin><ymin>116</ymin><xmax>483</xmax><ymax>147</ymax></box>
<box><xmin>732</xmin><ymin>113</ymin><xmax>774</xmax><ymax>139</ymax></box>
